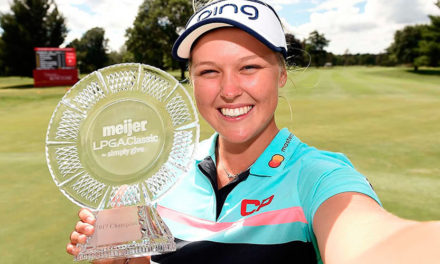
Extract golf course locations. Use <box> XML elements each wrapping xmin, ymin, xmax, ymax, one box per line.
<box><xmin>0</xmin><ymin>66</ymin><xmax>439</xmax><ymax>263</ymax></box>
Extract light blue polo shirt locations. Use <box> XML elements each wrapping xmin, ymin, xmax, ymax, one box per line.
<box><xmin>156</xmin><ymin>128</ymin><xmax>381</xmax><ymax>263</ymax></box>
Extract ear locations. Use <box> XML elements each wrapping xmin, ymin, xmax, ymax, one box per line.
<box><xmin>278</xmin><ymin>66</ymin><xmax>287</xmax><ymax>88</ymax></box>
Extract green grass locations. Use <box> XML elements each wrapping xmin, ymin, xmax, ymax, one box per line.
<box><xmin>0</xmin><ymin>66</ymin><xmax>439</xmax><ymax>263</ymax></box>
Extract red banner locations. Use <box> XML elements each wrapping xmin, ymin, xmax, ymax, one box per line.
<box><xmin>33</xmin><ymin>69</ymin><xmax>79</xmax><ymax>87</ymax></box>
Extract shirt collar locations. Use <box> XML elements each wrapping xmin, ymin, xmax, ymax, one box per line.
<box><xmin>194</xmin><ymin>132</ymin><xmax>218</xmax><ymax>162</ymax></box>
<box><xmin>250</xmin><ymin>128</ymin><xmax>299</xmax><ymax>177</ymax></box>
<box><xmin>194</xmin><ymin>128</ymin><xmax>299</xmax><ymax>177</ymax></box>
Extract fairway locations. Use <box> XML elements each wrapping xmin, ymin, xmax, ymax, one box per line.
<box><xmin>0</xmin><ymin>66</ymin><xmax>439</xmax><ymax>263</ymax></box>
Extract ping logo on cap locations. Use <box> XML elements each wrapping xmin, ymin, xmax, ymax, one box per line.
<box><xmin>172</xmin><ymin>0</ymin><xmax>287</xmax><ymax>61</ymax></box>
<box><xmin>268</xmin><ymin>154</ymin><xmax>284</xmax><ymax>168</ymax></box>
<box><xmin>197</xmin><ymin>3</ymin><xmax>259</xmax><ymax>22</ymax></box>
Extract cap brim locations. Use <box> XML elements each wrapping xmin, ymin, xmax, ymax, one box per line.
<box><xmin>172</xmin><ymin>18</ymin><xmax>287</xmax><ymax>61</ymax></box>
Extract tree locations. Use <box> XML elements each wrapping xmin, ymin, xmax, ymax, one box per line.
<box><xmin>375</xmin><ymin>53</ymin><xmax>397</xmax><ymax>66</ymax></box>
<box><xmin>418</xmin><ymin>0</ymin><xmax>440</xmax><ymax>67</ymax></box>
<box><xmin>342</xmin><ymin>49</ymin><xmax>358</xmax><ymax>66</ymax></box>
<box><xmin>387</xmin><ymin>24</ymin><xmax>427</xmax><ymax>71</ymax></box>
<box><xmin>0</xmin><ymin>37</ymin><xmax>5</xmax><ymax>75</ymax></box>
<box><xmin>285</xmin><ymin>33</ymin><xmax>307</xmax><ymax>68</ymax></box>
<box><xmin>125</xmin><ymin>0</ymin><xmax>192</xmax><ymax>80</ymax></box>
<box><xmin>305</xmin><ymin>30</ymin><xmax>329</xmax><ymax>67</ymax></box>
<box><xmin>68</xmin><ymin>27</ymin><xmax>109</xmax><ymax>73</ymax></box>
<box><xmin>0</xmin><ymin>0</ymin><xmax>67</xmax><ymax>76</ymax></box>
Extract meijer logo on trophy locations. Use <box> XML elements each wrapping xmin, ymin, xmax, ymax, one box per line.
<box><xmin>92</xmin><ymin>118</ymin><xmax>159</xmax><ymax>155</ymax></box>
<box><xmin>103</xmin><ymin>119</ymin><xmax>148</xmax><ymax>137</ymax></box>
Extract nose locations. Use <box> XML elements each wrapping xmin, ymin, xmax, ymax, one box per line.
<box><xmin>220</xmin><ymin>71</ymin><xmax>242</xmax><ymax>100</ymax></box>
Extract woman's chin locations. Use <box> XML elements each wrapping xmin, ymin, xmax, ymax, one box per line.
<box><xmin>218</xmin><ymin>129</ymin><xmax>256</xmax><ymax>144</ymax></box>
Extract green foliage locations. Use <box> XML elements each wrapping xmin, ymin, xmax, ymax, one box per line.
<box><xmin>414</xmin><ymin>55</ymin><xmax>430</xmax><ymax>67</ymax></box>
<box><xmin>0</xmin><ymin>37</ymin><xmax>5</xmax><ymax>75</ymax></box>
<box><xmin>417</xmin><ymin>39</ymin><xmax>440</xmax><ymax>67</ymax></box>
<box><xmin>67</xmin><ymin>27</ymin><xmax>109</xmax><ymax>74</ymax></box>
<box><xmin>326</xmin><ymin>52</ymin><xmax>397</xmax><ymax>67</ymax></box>
<box><xmin>107</xmin><ymin>50</ymin><xmax>124</xmax><ymax>66</ymax></box>
<box><xmin>375</xmin><ymin>53</ymin><xmax>397</xmax><ymax>66</ymax></box>
<box><xmin>387</xmin><ymin>25</ymin><xmax>427</xmax><ymax>68</ymax></box>
<box><xmin>0</xmin><ymin>0</ymin><xmax>67</xmax><ymax>76</ymax></box>
<box><xmin>105</xmin><ymin>45</ymin><xmax>136</xmax><ymax>66</ymax></box>
<box><xmin>125</xmin><ymin>0</ymin><xmax>192</xmax><ymax>70</ymax></box>
<box><xmin>418</xmin><ymin>5</ymin><xmax>440</xmax><ymax>67</ymax></box>
<box><xmin>305</xmin><ymin>30</ymin><xmax>330</xmax><ymax>67</ymax></box>
<box><xmin>387</xmin><ymin>1</ymin><xmax>440</xmax><ymax>69</ymax></box>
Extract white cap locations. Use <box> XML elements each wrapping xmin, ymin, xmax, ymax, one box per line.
<box><xmin>172</xmin><ymin>0</ymin><xmax>287</xmax><ymax>61</ymax></box>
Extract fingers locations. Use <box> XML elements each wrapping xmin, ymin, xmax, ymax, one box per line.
<box><xmin>79</xmin><ymin>208</ymin><xmax>96</xmax><ymax>224</ymax></box>
<box><xmin>70</xmin><ymin>230</ymin><xmax>88</xmax><ymax>245</ymax></box>
<box><xmin>65</xmin><ymin>231</ymin><xmax>91</xmax><ymax>257</ymax></box>
<box><xmin>76</xmin><ymin>208</ymin><xmax>95</xmax><ymax>237</ymax></box>
<box><xmin>67</xmin><ymin>226</ymin><xmax>91</xmax><ymax>256</ymax></box>
<box><xmin>66</xmin><ymin>242</ymin><xmax>81</xmax><ymax>256</ymax></box>
<box><xmin>67</xmin><ymin>208</ymin><xmax>96</xmax><ymax>256</ymax></box>
<box><xmin>75</xmin><ymin>220</ymin><xmax>95</xmax><ymax>236</ymax></box>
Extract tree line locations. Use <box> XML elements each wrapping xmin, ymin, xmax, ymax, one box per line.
<box><xmin>286</xmin><ymin>0</ymin><xmax>440</xmax><ymax>71</ymax></box>
<box><xmin>0</xmin><ymin>0</ymin><xmax>192</xmax><ymax>77</ymax></box>
<box><xmin>0</xmin><ymin>0</ymin><xmax>439</xmax><ymax>78</ymax></box>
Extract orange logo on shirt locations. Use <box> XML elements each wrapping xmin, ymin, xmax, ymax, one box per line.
<box><xmin>268</xmin><ymin>154</ymin><xmax>284</xmax><ymax>168</ymax></box>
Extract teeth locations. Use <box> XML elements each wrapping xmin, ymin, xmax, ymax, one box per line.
<box><xmin>221</xmin><ymin>106</ymin><xmax>253</xmax><ymax>117</ymax></box>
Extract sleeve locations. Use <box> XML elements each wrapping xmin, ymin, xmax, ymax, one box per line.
<box><xmin>297</xmin><ymin>150</ymin><xmax>381</xmax><ymax>227</ymax></box>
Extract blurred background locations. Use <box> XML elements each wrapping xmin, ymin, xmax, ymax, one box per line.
<box><xmin>0</xmin><ymin>0</ymin><xmax>439</xmax><ymax>263</ymax></box>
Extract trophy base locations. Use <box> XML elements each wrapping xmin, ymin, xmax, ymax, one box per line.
<box><xmin>75</xmin><ymin>205</ymin><xmax>176</xmax><ymax>261</ymax></box>
<box><xmin>75</xmin><ymin>236</ymin><xmax>176</xmax><ymax>261</ymax></box>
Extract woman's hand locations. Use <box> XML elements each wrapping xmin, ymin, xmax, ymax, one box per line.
<box><xmin>66</xmin><ymin>208</ymin><xmax>96</xmax><ymax>256</ymax></box>
<box><xmin>66</xmin><ymin>208</ymin><xmax>151</xmax><ymax>264</ymax></box>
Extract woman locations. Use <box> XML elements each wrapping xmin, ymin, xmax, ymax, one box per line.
<box><xmin>67</xmin><ymin>0</ymin><xmax>440</xmax><ymax>263</ymax></box>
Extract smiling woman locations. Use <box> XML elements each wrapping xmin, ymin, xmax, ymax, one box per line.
<box><xmin>66</xmin><ymin>0</ymin><xmax>440</xmax><ymax>263</ymax></box>
<box><xmin>190</xmin><ymin>28</ymin><xmax>286</xmax><ymax>146</ymax></box>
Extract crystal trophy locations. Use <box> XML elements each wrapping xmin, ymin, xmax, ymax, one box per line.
<box><xmin>45</xmin><ymin>63</ymin><xmax>199</xmax><ymax>261</ymax></box>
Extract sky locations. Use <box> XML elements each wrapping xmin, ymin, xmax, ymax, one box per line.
<box><xmin>0</xmin><ymin>0</ymin><xmax>439</xmax><ymax>54</ymax></box>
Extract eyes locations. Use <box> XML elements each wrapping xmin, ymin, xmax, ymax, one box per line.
<box><xmin>196</xmin><ymin>64</ymin><xmax>262</xmax><ymax>77</ymax></box>
<box><xmin>199</xmin><ymin>69</ymin><xmax>217</xmax><ymax>76</ymax></box>
<box><xmin>242</xmin><ymin>64</ymin><xmax>261</xmax><ymax>71</ymax></box>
